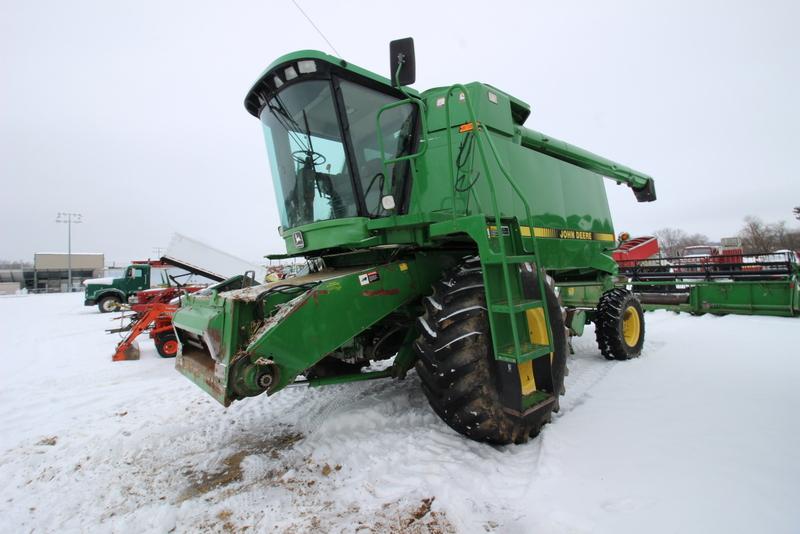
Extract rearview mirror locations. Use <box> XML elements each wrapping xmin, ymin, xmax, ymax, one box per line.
<box><xmin>390</xmin><ymin>37</ymin><xmax>416</xmax><ymax>87</ymax></box>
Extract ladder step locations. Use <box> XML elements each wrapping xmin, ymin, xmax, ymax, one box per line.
<box><xmin>524</xmin><ymin>392</ymin><xmax>557</xmax><ymax>412</ymax></box>
<box><xmin>491</xmin><ymin>299</ymin><xmax>543</xmax><ymax>314</ymax></box>
<box><xmin>496</xmin><ymin>342</ymin><xmax>552</xmax><ymax>363</ymax></box>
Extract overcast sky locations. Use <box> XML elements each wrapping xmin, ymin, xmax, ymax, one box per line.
<box><xmin>2</xmin><ymin>0</ymin><xmax>798</xmax><ymax>265</ymax></box>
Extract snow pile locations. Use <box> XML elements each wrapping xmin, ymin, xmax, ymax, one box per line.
<box><xmin>0</xmin><ymin>293</ymin><xmax>798</xmax><ymax>532</ymax></box>
<box><xmin>82</xmin><ymin>277</ymin><xmax>115</xmax><ymax>286</ymax></box>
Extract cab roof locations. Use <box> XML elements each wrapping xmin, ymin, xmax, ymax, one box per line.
<box><xmin>244</xmin><ymin>50</ymin><xmax>419</xmax><ymax>118</ymax></box>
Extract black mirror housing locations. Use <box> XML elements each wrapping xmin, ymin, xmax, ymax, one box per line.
<box><xmin>390</xmin><ymin>37</ymin><xmax>416</xmax><ymax>87</ymax></box>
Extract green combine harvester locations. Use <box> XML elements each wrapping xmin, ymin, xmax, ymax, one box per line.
<box><xmin>173</xmin><ymin>39</ymin><xmax>657</xmax><ymax>444</ymax></box>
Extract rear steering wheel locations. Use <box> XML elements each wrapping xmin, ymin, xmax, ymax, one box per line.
<box><xmin>291</xmin><ymin>150</ymin><xmax>326</xmax><ymax>166</ymax></box>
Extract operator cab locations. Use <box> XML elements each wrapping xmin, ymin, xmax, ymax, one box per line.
<box><xmin>245</xmin><ymin>55</ymin><xmax>419</xmax><ymax>230</ymax></box>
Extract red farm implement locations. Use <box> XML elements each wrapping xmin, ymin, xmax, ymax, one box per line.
<box><xmin>612</xmin><ymin>235</ymin><xmax>660</xmax><ymax>268</ymax></box>
<box><xmin>109</xmin><ymin>259</ymin><xmax>227</xmax><ymax>361</ymax></box>
<box><xmin>108</xmin><ymin>256</ymin><xmax>263</xmax><ymax>361</ymax></box>
<box><xmin>109</xmin><ymin>282</ymin><xmax>210</xmax><ymax>361</ymax></box>
<box><xmin>112</xmin><ymin>301</ymin><xmax>182</xmax><ymax>361</ymax></box>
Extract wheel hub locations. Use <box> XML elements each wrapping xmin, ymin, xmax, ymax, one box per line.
<box><xmin>622</xmin><ymin>305</ymin><xmax>641</xmax><ymax>347</ymax></box>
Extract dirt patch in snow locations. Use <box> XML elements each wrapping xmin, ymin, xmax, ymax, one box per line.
<box><xmin>351</xmin><ymin>498</ymin><xmax>455</xmax><ymax>533</ymax></box>
<box><xmin>179</xmin><ymin>431</ymin><xmax>304</xmax><ymax>502</ymax></box>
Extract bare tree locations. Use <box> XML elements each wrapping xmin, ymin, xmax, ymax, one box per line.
<box><xmin>777</xmin><ymin>222</ymin><xmax>800</xmax><ymax>251</ymax></box>
<box><xmin>794</xmin><ymin>206</ymin><xmax>800</xmax><ymax>221</ymax></box>
<box><xmin>653</xmin><ymin>228</ymin><xmax>709</xmax><ymax>257</ymax></box>
<box><xmin>739</xmin><ymin>216</ymin><xmax>800</xmax><ymax>252</ymax></box>
<box><xmin>685</xmin><ymin>233</ymin><xmax>710</xmax><ymax>248</ymax></box>
<box><xmin>652</xmin><ymin>228</ymin><xmax>684</xmax><ymax>257</ymax></box>
<box><xmin>0</xmin><ymin>260</ymin><xmax>33</xmax><ymax>269</ymax></box>
<box><xmin>739</xmin><ymin>217</ymin><xmax>774</xmax><ymax>252</ymax></box>
<box><xmin>788</xmin><ymin>233</ymin><xmax>800</xmax><ymax>251</ymax></box>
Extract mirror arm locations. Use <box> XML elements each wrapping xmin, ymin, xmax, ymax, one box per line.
<box><xmin>393</xmin><ymin>60</ymin><xmax>415</xmax><ymax>101</ymax></box>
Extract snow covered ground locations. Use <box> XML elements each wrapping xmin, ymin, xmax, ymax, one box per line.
<box><xmin>1</xmin><ymin>293</ymin><xmax>798</xmax><ymax>533</ymax></box>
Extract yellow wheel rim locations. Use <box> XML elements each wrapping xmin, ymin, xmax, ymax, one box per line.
<box><xmin>622</xmin><ymin>306</ymin><xmax>641</xmax><ymax>347</ymax></box>
<box><xmin>517</xmin><ymin>307</ymin><xmax>551</xmax><ymax>395</ymax></box>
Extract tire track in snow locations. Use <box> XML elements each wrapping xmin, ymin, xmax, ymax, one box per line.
<box><xmin>558</xmin><ymin>329</ymin><xmax>619</xmax><ymax>416</ymax></box>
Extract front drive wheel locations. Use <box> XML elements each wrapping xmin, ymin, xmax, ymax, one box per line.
<box><xmin>98</xmin><ymin>295</ymin><xmax>122</xmax><ymax>313</ymax></box>
<box><xmin>414</xmin><ymin>260</ymin><xmax>567</xmax><ymax>445</ymax></box>
<box><xmin>154</xmin><ymin>331</ymin><xmax>179</xmax><ymax>358</ymax></box>
<box><xmin>594</xmin><ymin>288</ymin><xmax>645</xmax><ymax>360</ymax></box>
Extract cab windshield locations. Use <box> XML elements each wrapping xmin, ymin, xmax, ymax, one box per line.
<box><xmin>260</xmin><ymin>74</ymin><xmax>416</xmax><ymax>229</ymax></box>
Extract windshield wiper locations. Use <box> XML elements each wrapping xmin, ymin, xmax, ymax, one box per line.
<box><xmin>268</xmin><ymin>95</ymin><xmax>311</xmax><ymax>154</ymax></box>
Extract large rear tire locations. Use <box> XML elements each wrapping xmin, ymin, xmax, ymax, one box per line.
<box><xmin>594</xmin><ymin>288</ymin><xmax>645</xmax><ymax>360</ymax></box>
<box><xmin>414</xmin><ymin>259</ymin><xmax>567</xmax><ymax>445</ymax></box>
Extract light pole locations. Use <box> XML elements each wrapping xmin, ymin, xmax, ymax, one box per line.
<box><xmin>55</xmin><ymin>212</ymin><xmax>82</xmax><ymax>292</ymax></box>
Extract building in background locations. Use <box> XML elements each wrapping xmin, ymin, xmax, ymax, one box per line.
<box><xmin>0</xmin><ymin>253</ymin><xmax>105</xmax><ymax>293</ymax></box>
<box><xmin>33</xmin><ymin>253</ymin><xmax>104</xmax><ymax>292</ymax></box>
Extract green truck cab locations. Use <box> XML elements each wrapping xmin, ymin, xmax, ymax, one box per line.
<box><xmin>83</xmin><ymin>263</ymin><xmax>152</xmax><ymax>312</ymax></box>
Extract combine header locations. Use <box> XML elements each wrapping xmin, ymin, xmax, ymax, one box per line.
<box><xmin>620</xmin><ymin>250</ymin><xmax>800</xmax><ymax>317</ymax></box>
<box><xmin>172</xmin><ymin>39</ymin><xmax>657</xmax><ymax>444</ymax></box>
<box><xmin>609</xmin><ymin>235</ymin><xmax>800</xmax><ymax>317</ymax></box>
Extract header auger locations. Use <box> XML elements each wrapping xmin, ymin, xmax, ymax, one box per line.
<box><xmin>172</xmin><ymin>38</ymin><xmax>656</xmax><ymax>444</ymax></box>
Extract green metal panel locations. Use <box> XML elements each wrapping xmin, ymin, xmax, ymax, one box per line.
<box><xmin>519</xmin><ymin>128</ymin><xmax>653</xmax><ymax>192</ymax></box>
<box><xmin>559</xmin><ymin>283</ymin><xmax>607</xmax><ymax>309</ymax></box>
<box><xmin>246</xmin><ymin>257</ymin><xmax>443</xmax><ymax>389</ymax></box>
<box><xmin>632</xmin><ymin>278</ymin><xmax>799</xmax><ymax>317</ymax></box>
<box><xmin>409</xmin><ymin>83</ymin><xmax>621</xmax><ymax>274</ymax></box>
<box><xmin>174</xmin><ymin>297</ymin><xmax>225</xmax><ymax>336</ymax></box>
<box><xmin>794</xmin><ymin>277</ymin><xmax>800</xmax><ymax>312</ymax></box>
<box><xmin>692</xmin><ymin>280</ymin><xmax>791</xmax><ymax>316</ymax></box>
<box><xmin>279</xmin><ymin>217</ymin><xmax>378</xmax><ymax>255</ymax></box>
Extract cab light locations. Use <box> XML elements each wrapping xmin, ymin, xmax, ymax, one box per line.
<box><xmin>298</xmin><ymin>60</ymin><xmax>317</xmax><ymax>73</ymax></box>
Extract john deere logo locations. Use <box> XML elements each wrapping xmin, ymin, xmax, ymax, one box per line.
<box><xmin>293</xmin><ymin>231</ymin><xmax>305</xmax><ymax>249</ymax></box>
